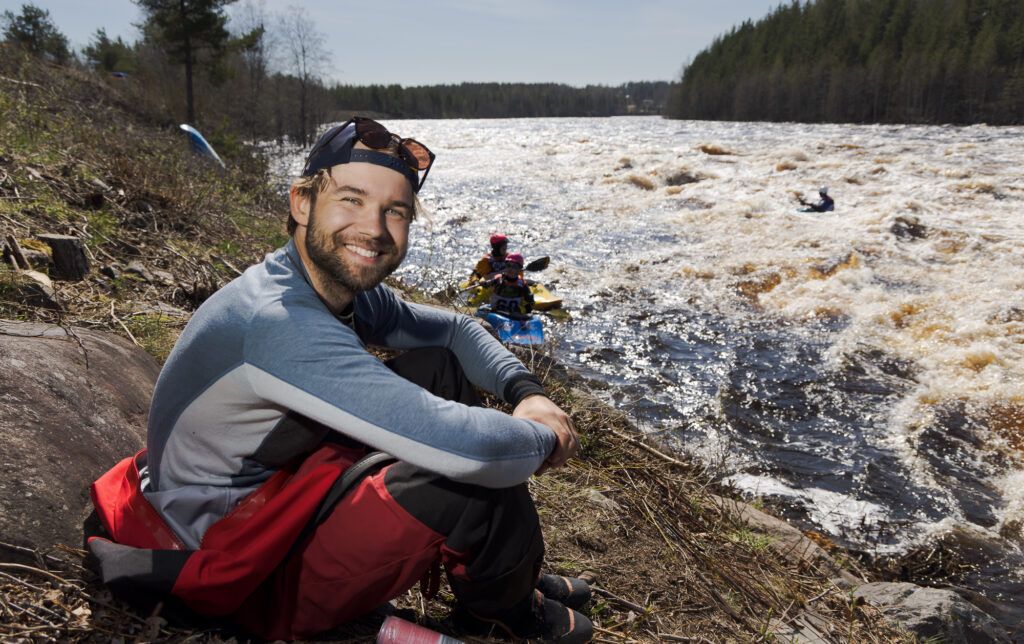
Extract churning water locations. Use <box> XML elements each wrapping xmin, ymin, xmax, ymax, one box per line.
<box><xmin>273</xmin><ymin>116</ymin><xmax>1024</xmax><ymax>631</ymax></box>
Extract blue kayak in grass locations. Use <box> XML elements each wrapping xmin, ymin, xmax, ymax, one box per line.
<box><xmin>475</xmin><ymin>307</ymin><xmax>544</xmax><ymax>345</ymax></box>
<box><xmin>179</xmin><ymin>124</ymin><xmax>225</xmax><ymax>168</ymax></box>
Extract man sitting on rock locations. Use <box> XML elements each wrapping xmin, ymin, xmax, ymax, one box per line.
<box><xmin>88</xmin><ymin>117</ymin><xmax>593</xmax><ymax>643</ymax></box>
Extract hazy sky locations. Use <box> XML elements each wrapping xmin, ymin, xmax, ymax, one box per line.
<box><xmin>10</xmin><ymin>1</ymin><xmax>778</xmax><ymax>86</ymax></box>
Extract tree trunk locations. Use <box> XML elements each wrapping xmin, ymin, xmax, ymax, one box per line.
<box><xmin>185</xmin><ymin>35</ymin><xmax>195</xmax><ymax>124</ymax></box>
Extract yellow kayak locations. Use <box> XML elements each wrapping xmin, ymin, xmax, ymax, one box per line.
<box><xmin>530</xmin><ymin>282</ymin><xmax>562</xmax><ymax>311</ymax></box>
<box><xmin>462</xmin><ymin>282</ymin><xmax>562</xmax><ymax>311</ymax></box>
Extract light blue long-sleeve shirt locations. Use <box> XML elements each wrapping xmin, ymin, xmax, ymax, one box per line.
<box><xmin>144</xmin><ymin>239</ymin><xmax>555</xmax><ymax>547</ymax></box>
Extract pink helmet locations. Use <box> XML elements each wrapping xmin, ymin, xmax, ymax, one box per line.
<box><xmin>505</xmin><ymin>253</ymin><xmax>524</xmax><ymax>267</ymax></box>
<box><xmin>490</xmin><ymin>234</ymin><xmax>508</xmax><ymax>247</ymax></box>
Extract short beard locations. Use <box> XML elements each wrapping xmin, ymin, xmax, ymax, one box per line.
<box><xmin>304</xmin><ymin>209</ymin><xmax>403</xmax><ymax>295</ymax></box>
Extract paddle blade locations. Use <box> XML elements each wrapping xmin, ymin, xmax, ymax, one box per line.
<box><xmin>525</xmin><ymin>256</ymin><xmax>549</xmax><ymax>272</ymax></box>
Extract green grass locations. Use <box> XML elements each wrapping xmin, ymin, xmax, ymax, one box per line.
<box><xmin>124</xmin><ymin>313</ymin><xmax>181</xmax><ymax>364</ymax></box>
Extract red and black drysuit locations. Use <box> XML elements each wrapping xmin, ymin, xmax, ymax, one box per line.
<box><xmin>89</xmin><ymin>240</ymin><xmax>557</xmax><ymax>639</ymax></box>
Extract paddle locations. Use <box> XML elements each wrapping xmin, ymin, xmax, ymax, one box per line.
<box><xmin>524</xmin><ymin>256</ymin><xmax>549</xmax><ymax>272</ymax></box>
<box><xmin>459</xmin><ymin>256</ymin><xmax>551</xmax><ymax>292</ymax></box>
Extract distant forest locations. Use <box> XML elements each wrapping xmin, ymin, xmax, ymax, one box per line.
<box><xmin>330</xmin><ymin>82</ymin><xmax>669</xmax><ymax>119</ymax></box>
<box><xmin>1</xmin><ymin>2</ymin><xmax>668</xmax><ymax>152</ymax></box>
<box><xmin>666</xmin><ymin>0</ymin><xmax>1024</xmax><ymax>125</ymax></box>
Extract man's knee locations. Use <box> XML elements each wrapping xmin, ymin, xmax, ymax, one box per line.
<box><xmin>385</xmin><ymin>347</ymin><xmax>480</xmax><ymax>406</ymax></box>
<box><xmin>384</xmin><ymin>462</ymin><xmax>535</xmax><ymax>538</ymax></box>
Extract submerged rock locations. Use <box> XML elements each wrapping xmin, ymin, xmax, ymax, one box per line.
<box><xmin>890</xmin><ymin>215</ymin><xmax>927</xmax><ymax>240</ymax></box>
<box><xmin>854</xmin><ymin>581</ymin><xmax>1009</xmax><ymax>643</ymax></box>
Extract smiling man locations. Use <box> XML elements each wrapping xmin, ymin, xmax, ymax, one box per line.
<box><xmin>88</xmin><ymin>118</ymin><xmax>592</xmax><ymax>643</ymax></box>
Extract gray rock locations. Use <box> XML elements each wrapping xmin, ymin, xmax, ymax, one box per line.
<box><xmin>14</xmin><ymin>271</ymin><xmax>60</xmax><ymax>310</ymax></box>
<box><xmin>709</xmin><ymin>494</ymin><xmax>862</xmax><ymax>586</ymax></box>
<box><xmin>586</xmin><ymin>489</ymin><xmax>622</xmax><ymax>512</ymax></box>
<box><xmin>769</xmin><ymin>610</ymin><xmax>832</xmax><ymax>643</ymax></box>
<box><xmin>890</xmin><ymin>215</ymin><xmax>927</xmax><ymax>240</ymax></box>
<box><xmin>125</xmin><ymin>261</ymin><xmax>155</xmax><ymax>282</ymax></box>
<box><xmin>89</xmin><ymin>177</ymin><xmax>112</xmax><ymax>192</ymax></box>
<box><xmin>854</xmin><ymin>581</ymin><xmax>1010</xmax><ymax>643</ymax></box>
<box><xmin>151</xmin><ymin>269</ymin><xmax>175</xmax><ymax>285</ymax></box>
<box><xmin>0</xmin><ymin>321</ymin><xmax>158</xmax><ymax>559</ymax></box>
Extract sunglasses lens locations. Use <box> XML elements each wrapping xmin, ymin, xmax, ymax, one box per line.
<box><xmin>400</xmin><ymin>140</ymin><xmax>433</xmax><ymax>170</ymax></box>
<box><xmin>355</xmin><ymin>118</ymin><xmax>393</xmax><ymax>149</ymax></box>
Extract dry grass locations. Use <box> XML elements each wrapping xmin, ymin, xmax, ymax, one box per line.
<box><xmin>0</xmin><ymin>49</ymin><xmax>287</xmax><ymax>360</ymax></box>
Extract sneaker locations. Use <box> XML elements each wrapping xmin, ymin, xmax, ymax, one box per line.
<box><xmin>455</xmin><ymin>589</ymin><xmax>593</xmax><ymax>644</ymax></box>
<box><xmin>537</xmin><ymin>574</ymin><xmax>592</xmax><ymax>611</ymax></box>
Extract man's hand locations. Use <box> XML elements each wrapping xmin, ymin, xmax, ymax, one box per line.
<box><xmin>513</xmin><ymin>394</ymin><xmax>578</xmax><ymax>475</ymax></box>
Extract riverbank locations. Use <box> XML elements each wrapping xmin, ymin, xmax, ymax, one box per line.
<box><xmin>0</xmin><ymin>49</ymin><xmax>919</xmax><ymax>642</ymax></box>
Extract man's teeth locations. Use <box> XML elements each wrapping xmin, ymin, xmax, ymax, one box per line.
<box><xmin>346</xmin><ymin>245</ymin><xmax>380</xmax><ymax>258</ymax></box>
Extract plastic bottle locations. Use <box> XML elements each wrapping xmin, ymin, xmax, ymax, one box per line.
<box><xmin>376</xmin><ymin>615</ymin><xmax>464</xmax><ymax>644</ymax></box>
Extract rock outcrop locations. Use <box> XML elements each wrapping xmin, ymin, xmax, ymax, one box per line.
<box><xmin>854</xmin><ymin>582</ymin><xmax>1010</xmax><ymax>643</ymax></box>
<box><xmin>0</xmin><ymin>321</ymin><xmax>158</xmax><ymax>558</ymax></box>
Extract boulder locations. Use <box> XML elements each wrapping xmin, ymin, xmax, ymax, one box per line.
<box><xmin>853</xmin><ymin>581</ymin><xmax>1010</xmax><ymax>643</ymax></box>
<box><xmin>708</xmin><ymin>494</ymin><xmax>862</xmax><ymax>586</ymax></box>
<box><xmin>890</xmin><ymin>215</ymin><xmax>927</xmax><ymax>240</ymax></box>
<box><xmin>0</xmin><ymin>321</ymin><xmax>159</xmax><ymax>559</ymax></box>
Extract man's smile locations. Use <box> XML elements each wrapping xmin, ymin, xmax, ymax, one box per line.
<box><xmin>345</xmin><ymin>243</ymin><xmax>383</xmax><ymax>259</ymax></box>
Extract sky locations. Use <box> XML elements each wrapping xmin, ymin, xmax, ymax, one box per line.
<box><xmin>7</xmin><ymin>1</ymin><xmax>779</xmax><ymax>86</ymax></box>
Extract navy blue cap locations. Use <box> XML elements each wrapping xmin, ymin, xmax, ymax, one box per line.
<box><xmin>302</xmin><ymin>122</ymin><xmax>420</xmax><ymax>191</ymax></box>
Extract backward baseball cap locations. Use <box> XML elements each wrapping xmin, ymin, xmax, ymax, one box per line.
<box><xmin>302</xmin><ymin>121</ymin><xmax>422</xmax><ymax>192</ymax></box>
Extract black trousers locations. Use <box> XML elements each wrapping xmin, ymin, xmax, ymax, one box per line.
<box><xmin>382</xmin><ymin>347</ymin><xmax>545</xmax><ymax>615</ymax></box>
<box><xmin>236</xmin><ymin>347</ymin><xmax>546</xmax><ymax>638</ymax></box>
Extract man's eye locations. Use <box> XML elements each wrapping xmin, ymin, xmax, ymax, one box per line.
<box><xmin>386</xmin><ymin>208</ymin><xmax>410</xmax><ymax>220</ymax></box>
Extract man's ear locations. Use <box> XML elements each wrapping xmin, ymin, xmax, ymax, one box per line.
<box><xmin>289</xmin><ymin>185</ymin><xmax>311</xmax><ymax>228</ymax></box>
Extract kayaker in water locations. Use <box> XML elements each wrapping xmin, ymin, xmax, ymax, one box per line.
<box><xmin>88</xmin><ymin>117</ymin><xmax>592</xmax><ymax>643</ymax></box>
<box><xmin>484</xmin><ymin>253</ymin><xmax>535</xmax><ymax>316</ymax></box>
<box><xmin>798</xmin><ymin>186</ymin><xmax>835</xmax><ymax>212</ymax></box>
<box><xmin>468</xmin><ymin>233</ymin><xmax>512</xmax><ymax>283</ymax></box>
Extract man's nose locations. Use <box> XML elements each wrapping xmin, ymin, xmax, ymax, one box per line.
<box><xmin>355</xmin><ymin>207</ymin><xmax>388</xmax><ymax>238</ymax></box>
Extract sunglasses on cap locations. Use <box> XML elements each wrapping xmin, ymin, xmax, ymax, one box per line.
<box><xmin>302</xmin><ymin>117</ymin><xmax>435</xmax><ymax>192</ymax></box>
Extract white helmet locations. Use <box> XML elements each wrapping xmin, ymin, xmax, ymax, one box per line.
<box><xmin>819</xmin><ymin>186</ymin><xmax>829</xmax><ymax>196</ymax></box>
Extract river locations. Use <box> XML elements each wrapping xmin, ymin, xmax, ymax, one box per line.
<box><xmin>271</xmin><ymin>116</ymin><xmax>1024</xmax><ymax>633</ymax></box>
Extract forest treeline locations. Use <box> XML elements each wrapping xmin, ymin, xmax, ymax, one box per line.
<box><xmin>330</xmin><ymin>82</ymin><xmax>668</xmax><ymax>119</ymax></box>
<box><xmin>1</xmin><ymin>1</ymin><xmax>667</xmax><ymax>154</ymax></box>
<box><xmin>666</xmin><ymin>0</ymin><xmax>1024</xmax><ymax>125</ymax></box>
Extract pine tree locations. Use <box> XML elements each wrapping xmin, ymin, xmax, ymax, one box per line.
<box><xmin>82</xmin><ymin>28</ymin><xmax>135</xmax><ymax>73</ymax></box>
<box><xmin>134</xmin><ymin>0</ymin><xmax>237</xmax><ymax>124</ymax></box>
<box><xmin>1</xmin><ymin>3</ymin><xmax>71</xmax><ymax>65</ymax></box>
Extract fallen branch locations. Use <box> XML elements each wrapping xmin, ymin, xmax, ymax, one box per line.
<box><xmin>0</xmin><ymin>569</ymin><xmax>48</xmax><ymax>593</ymax></box>
<box><xmin>658</xmin><ymin>634</ymin><xmax>714</xmax><ymax>644</ymax></box>
<box><xmin>0</xmin><ymin>562</ymin><xmax>76</xmax><ymax>586</ymax></box>
<box><xmin>0</xmin><ymin>75</ymin><xmax>41</xmax><ymax>88</ymax></box>
<box><xmin>210</xmin><ymin>254</ymin><xmax>243</xmax><ymax>277</ymax></box>
<box><xmin>0</xmin><ymin>211</ymin><xmax>31</xmax><ymax>229</ymax></box>
<box><xmin>109</xmin><ymin>301</ymin><xmax>140</xmax><ymax>347</ymax></box>
<box><xmin>607</xmin><ymin>427</ymin><xmax>690</xmax><ymax>469</ymax></box>
<box><xmin>807</xmin><ymin>586</ymin><xmax>833</xmax><ymax>604</ymax></box>
<box><xmin>592</xmin><ymin>624</ymin><xmax>639</xmax><ymax>643</ymax></box>
<box><xmin>4</xmin><ymin>234</ymin><xmax>29</xmax><ymax>269</ymax></box>
<box><xmin>593</xmin><ymin>586</ymin><xmax>649</xmax><ymax>614</ymax></box>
